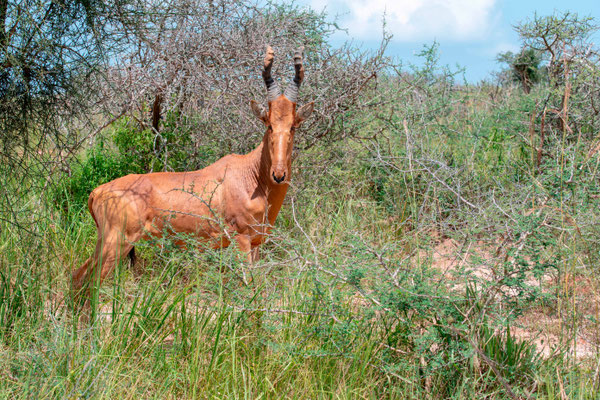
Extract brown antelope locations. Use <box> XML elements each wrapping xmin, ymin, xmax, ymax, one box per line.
<box><xmin>72</xmin><ymin>46</ymin><xmax>314</xmax><ymax>293</ymax></box>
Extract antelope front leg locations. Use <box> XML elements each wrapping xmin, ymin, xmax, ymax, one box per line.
<box><xmin>235</xmin><ymin>234</ymin><xmax>253</xmax><ymax>285</ymax></box>
<box><xmin>235</xmin><ymin>234</ymin><xmax>253</xmax><ymax>263</ymax></box>
<box><xmin>250</xmin><ymin>246</ymin><xmax>260</xmax><ymax>262</ymax></box>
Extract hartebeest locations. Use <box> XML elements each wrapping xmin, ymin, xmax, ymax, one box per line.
<box><xmin>72</xmin><ymin>46</ymin><xmax>313</xmax><ymax>293</ymax></box>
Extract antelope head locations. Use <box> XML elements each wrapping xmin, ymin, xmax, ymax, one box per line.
<box><xmin>251</xmin><ymin>46</ymin><xmax>314</xmax><ymax>185</ymax></box>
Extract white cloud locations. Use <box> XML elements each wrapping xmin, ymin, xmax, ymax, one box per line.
<box><xmin>310</xmin><ymin>0</ymin><xmax>498</xmax><ymax>42</ymax></box>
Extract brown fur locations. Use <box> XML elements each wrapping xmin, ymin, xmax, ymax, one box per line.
<box><xmin>73</xmin><ymin>67</ymin><xmax>313</xmax><ymax>294</ymax></box>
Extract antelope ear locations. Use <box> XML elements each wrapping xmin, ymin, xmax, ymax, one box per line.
<box><xmin>250</xmin><ymin>100</ymin><xmax>268</xmax><ymax>124</ymax></box>
<box><xmin>295</xmin><ymin>102</ymin><xmax>314</xmax><ymax>126</ymax></box>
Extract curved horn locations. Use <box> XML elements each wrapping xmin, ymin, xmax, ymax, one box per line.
<box><xmin>284</xmin><ymin>46</ymin><xmax>304</xmax><ymax>103</ymax></box>
<box><xmin>262</xmin><ymin>45</ymin><xmax>281</xmax><ymax>102</ymax></box>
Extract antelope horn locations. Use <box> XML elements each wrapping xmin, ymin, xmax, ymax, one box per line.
<box><xmin>262</xmin><ymin>45</ymin><xmax>281</xmax><ymax>102</ymax></box>
<box><xmin>284</xmin><ymin>46</ymin><xmax>304</xmax><ymax>103</ymax></box>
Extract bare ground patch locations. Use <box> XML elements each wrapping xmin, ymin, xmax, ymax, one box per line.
<box><xmin>424</xmin><ymin>236</ymin><xmax>600</xmax><ymax>362</ymax></box>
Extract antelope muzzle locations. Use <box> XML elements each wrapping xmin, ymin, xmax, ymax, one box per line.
<box><xmin>271</xmin><ymin>165</ymin><xmax>287</xmax><ymax>184</ymax></box>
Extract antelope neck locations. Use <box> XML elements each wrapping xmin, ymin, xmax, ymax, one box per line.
<box><xmin>244</xmin><ymin>131</ymin><xmax>290</xmax><ymax>194</ymax></box>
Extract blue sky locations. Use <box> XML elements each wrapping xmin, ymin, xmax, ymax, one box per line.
<box><xmin>297</xmin><ymin>0</ymin><xmax>600</xmax><ymax>82</ymax></box>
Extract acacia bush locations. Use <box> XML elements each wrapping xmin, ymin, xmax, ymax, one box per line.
<box><xmin>96</xmin><ymin>0</ymin><xmax>391</xmax><ymax>160</ymax></box>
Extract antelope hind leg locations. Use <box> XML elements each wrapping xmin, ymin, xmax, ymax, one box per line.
<box><xmin>72</xmin><ymin>230</ymin><xmax>136</xmax><ymax>301</ymax></box>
